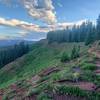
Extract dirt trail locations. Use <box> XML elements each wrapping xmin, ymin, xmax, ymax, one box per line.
<box><xmin>53</xmin><ymin>94</ymin><xmax>86</xmax><ymax>100</ymax></box>
<box><xmin>55</xmin><ymin>45</ymin><xmax>100</xmax><ymax>92</ymax></box>
<box><xmin>57</xmin><ymin>80</ymin><xmax>96</xmax><ymax>91</ymax></box>
<box><xmin>24</xmin><ymin>94</ymin><xmax>37</xmax><ymax>100</ymax></box>
<box><xmin>26</xmin><ymin>67</ymin><xmax>60</xmax><ymax>88</ymax></box>
<box><xmin>39</xmin><ymin>67</ymin><xmax>60</xmax><ymax>77</ymax></box>
<box><xmin>0</xmin><ymin>89</ymin><xmax>4</xmax><ymax>100</ymax></box>
<box><xmin>1</xmin><ymin>51</ymin><xmax>100</xmax><ymax>100</ymax></box>
<box><xmin>29</xmin><ymin>65</ymin><xmax>98</xmax><ymax>92</ymax></box>
<box><xmin>0</xmin><ymin>95</ymin><xmax>2</xmax><ymax>100</ymax></box>
<box><xmin>88</xmin><ymin>44</ymin><xmax>100</xmax><ymax>75</ymax></box>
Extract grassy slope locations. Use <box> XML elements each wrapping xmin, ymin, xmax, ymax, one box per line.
<box><xmin>0</xmin><ymin>40</ymin><xmax>88</xmax><ymax>88</ymax></box>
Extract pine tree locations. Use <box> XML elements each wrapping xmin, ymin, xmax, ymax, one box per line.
<box><xmin>96</xmin><ymin>15</ymin><xmax>100</xmax><ymax>40</ymax></box>
<box><xmin>71</xmin><ymin>46</ymin><xmax>80</xmax><ymax>59</ymax></box>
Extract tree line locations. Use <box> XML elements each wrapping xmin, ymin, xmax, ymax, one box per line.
<box><xmin>0</xmin><ymin>42</ymin><xmax>29</xmax><ymax>69</ymax></box>
<box><xmin>47</xmin><ymin>14</ymin><xmax>100</xmax><ymax>45</ymax></box>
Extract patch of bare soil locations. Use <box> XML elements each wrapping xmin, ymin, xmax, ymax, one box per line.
<box><xmin>95</xmin><ymin>70</ymin><xmax>100</xmax><ymax>74</ymax></box>
<box><xmin>39</xmin><ymin>67</ymin><xmax>60</xmax><ymax>76</ymax></box>
<box><xmin>0</xmin><ymin>96</ymin><xmax>2</xmax><ymax>100</ymax></box>
<box><xmin>88</xmin><ymin>46</ymin><xmax>100</xmax><ymax>74</ymax></box>
<box><xmin>24</xmin><ymin>94</ymin><xmax>37</xmax><ymax>100</ymax></box>
<box><xmin>24</xmin><ymin>94</ymin><xmax>86</xmax><ymax>100</ymax></box>
<box><xmin>53</xmin><ymin>94</ymin><xmax>86</xmax><ymax>100</ymax></box>
<box><xmin>27</xmin><ymin>75</ymin><xmax>41</xmax><ymax>86</ymax></box>
<box><xmin>74</xmin><ymin>82</ymin><xmax>96</xmax><ymax>91</ymax></box>
<box><xmin>0</xmin><ymin>89</ymin><xmax>4</xmax><ymax>100</ymax></box>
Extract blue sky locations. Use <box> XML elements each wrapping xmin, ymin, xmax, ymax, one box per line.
<box><xmin>55</xmin><ymin>0</ymin><xmax>100</xmax><ymax>22</ymax></box>
<box><xmin>0</xmin><ymin>0</ymin><xmax>100</xmax><ymax>40</ymax></box>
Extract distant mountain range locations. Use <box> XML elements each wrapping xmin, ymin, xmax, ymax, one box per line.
<box><xmin>0</xmin><ymin>39</ymin><xmax>36</xmax><ymax>47</ymax></box>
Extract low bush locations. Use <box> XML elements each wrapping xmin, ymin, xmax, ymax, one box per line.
<box><xmin>80</xmin><ymin>70</ymin><xmax>94</xmax><ymax>81</ymax></box>
<box><xmin>27</xmin><ymin>88</ymin><xmax>39</xmax><ymax>96</ymax></box>
<box><xmin>56</xmin><ymin>85</ymin><xmax>100</xmax><ymax>100</ymax></box>
<box><xmin>37</xmin><ymin>92</ymin><xmax>52</xmax><ymax>100</ymax></box>
<box><xmin>56</xmin><ymin>85</ymin><xmax>87</xmax><ymax>97</ymax></box>
<box><xmin>71</xmin><ymin>46</ymin><xmax>80</xmax><ymax>59</ymax></box>
<box><xmin>61</xmin><ymin>52</ymin><xmax>70</xmax><ymax>62</ymax></box>
<box><xmin>82</xmin><ymin>63</ymin><xmax>96</xmax><ymax>71</ymax></box>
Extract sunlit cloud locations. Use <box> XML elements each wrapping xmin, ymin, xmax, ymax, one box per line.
<box><xmin>0</xmin><ymin>17</ymin><xmax>90</xmax><ymax>33</ymax></box>
<box><xmin>0</xmin><ymin>17</ymin><xmax>49</xmax><ymax>33</ymax></box>
<box><xmin>22</xmin><ymin>0</ymin><xmax>57</xmax><ymax>24</ymax></box>
<box><xmin>0</xmin><ymin>16</ymin><xmax>94</xmax><ymax>40</ymax></box>
<box><xmin>0</xmin><ymin>0</ymin><xmax>57</xmax><ymax>24</ymax></box>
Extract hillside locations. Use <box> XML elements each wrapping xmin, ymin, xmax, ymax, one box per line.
<box><xmin>0</xmin><ymin>40</ymin><xmax>86</xmax><ymax>88</ymax></box>
<box><xmin>0</xmin><ymin>40</ymin><xmax>99</xmax><ymax>100</ymax></box>
<box><xmin>1</xmin><ymin>0</ymin><xmax>100</xmax><ymax>100</ymax></box>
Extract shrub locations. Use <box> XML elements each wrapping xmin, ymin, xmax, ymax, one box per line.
<box><xmin>71</xmin><ymin>45</ymin><xmax>80</xmax><ymax>59</ymax></box>
<box><xmin>28</xmin><ymin>83</ymin><xmax>50</xmax><ymax>96</ymax></box>
<box><xmin>61</xmin><ymin>52</ymin><xmax>70</xmax><ymax>62</ymax></box>
<box><xmin>56</xmin><ymin>85</ymin><xmax>87</xmax><ymax>97</ymax></box>
<box><xmin>37</xmin><ymin>92</ymin><xmax>52</xmax><ymax>100</ymax></box>
<box><xmin>51</xmin><ymin>73</ymin><xmax>62</xmax><ymax>81</ymax></box>
<box><xmin>81</xmin><ymin>70</ymin><xmax>96</xmax><ymax>81</ymax></box>
<box><xmin>3</xmin><ymin>95</ymin><xmax>8</xmax><ymax>100</ymax></box>
<box><xmin>56</xmin><ymin>85</ymin><xmax>100</xmax><ymax>100</ymax></box>
<box><xmin>27</xmin><ymin>88</ymin><xmax>39</xmax><ymax>96</ymax></box>
<box><xmin>82</xmin><ymin>63</ymin><xmax>96</xmax><ymax>71</ymax></box>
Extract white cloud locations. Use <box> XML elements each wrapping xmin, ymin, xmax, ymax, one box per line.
<box><xmin>0</xmin><ymin>0</ymin><xmax>57</xmax><ymax>24</ymax></box>
<box><xmin>48</xmin><ymin>20</ymin><xmax>88</xmax><ymax>30</ymax></box>
<box><xmin>0</xmin><ymin>17</ymin><xmax>95</xmax><ymax>40</ymax></box>
<box><xmin>21</xmin><ymin>0</ymin><xmax>57</xmax><ymax>24</ymax></box>
<box><xmin>0</xmin><ymin>17</ymin><xmax>30</xmax><ymax>26</ymax></box>
<box><xmin>0</xmin><ymin>17</ymin><xmax>49</xmax><ymax>32</ymax></box>
<box><xmin>0</xmin><ymin>17</ymin><xmax>91</xmax><ymax>34</ymax></box>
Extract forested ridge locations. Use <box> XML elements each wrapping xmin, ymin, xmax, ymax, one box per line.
<box><xmin>0</xmin><ymin>42</ymin><xmax>29</xmax><ymax>69</ymax></box>
<box><xmin>47</xmin><ymin>15</ymin><xmax>100</xmax><ymax>45</ymax></box>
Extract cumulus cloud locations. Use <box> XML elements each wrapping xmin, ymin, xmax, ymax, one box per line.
<box><xmin>0</xmin><ymin>17</ymin><xmax>50</xmax><ymax>33</ymax></box>
<box><xmin>22</xmin><ymin>0</ymin><xmax>57</xmax><ymax>24</ymax></box>
<box><xmin>0</xmin><ymin>17</ymin><xmax>30</xmax><ymax>26</ymax></box>
<box><xmin>0</xmin><ymin>17</ymin><xmax>92</xmax><ymax>40</ymax></box>
<box><xmin>0</xmin><ymin>0</ymin><xmax>57</xmax><ymax>24</ymax></box>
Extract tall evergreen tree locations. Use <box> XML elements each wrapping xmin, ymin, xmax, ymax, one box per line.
<box><xmin>96</xmin><ymin>15</ymin><xmax>100</xmax><ymax>40</ymax></box>
<box><xmin>0</xmin><ymin>42</ymin><xmax>30</xmax><ymax>69</ymax></box>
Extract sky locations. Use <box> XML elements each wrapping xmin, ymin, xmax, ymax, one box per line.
<box><xmin>0</xmin><ymin>0</ymin><xmax>100</xmax><ymax>41</ymax></box>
